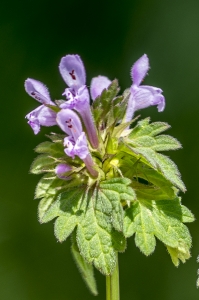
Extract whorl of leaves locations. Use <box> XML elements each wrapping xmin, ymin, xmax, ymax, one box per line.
<box><xmin>30</xmin><ymin>80</ymin><xmax>194</xmax><ymax>294</ymax></box>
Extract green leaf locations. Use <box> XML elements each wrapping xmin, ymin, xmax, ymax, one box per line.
<box><xmin>118</xmin><ymin>151</ymin><xmax>177</xmax><ymax>199</ymax></box>
<box><xmin>34</xmin><ymin>141</ymin><xmax>64</xmax><ymax>157</ymax></box>
<box><xmin>54</xmin><ymin>215</ymin><xmax>77</xmax><ymax>242</ymax></box>
<box><xmin>123</xmin><ymin>118</ymin><xmax>185</xmax><ymax>191</ymax></box>
<box><xmin>92</xmin><ymin>80</ymin><xmax>119</xmax><ymax>111</ymax></box>
<box><xmin>37</xmin><ymin>177</ymin><xmax>129</xmax><ymax>274</ymax></box>
<box><xmin>123</xmin><ymin>142</ymin><xmax>186</xmax><ymax>192</ymax></box>
<box><xmin>124</xmin><ymin>198</ymin><xmax>193</xmax><ymax>262</ymax></box>
<box><xmin>39</xmin><ymin>187</ymin><xmax>84</xmax><ymax>224</ymax></box>
<box><xmin>36</xmin><ymin>175</ymin><xmax>68</xmax><ymax>223</ymax></box>
<box><xmin>152</xmin><ymin>135</ymin><xmax>181</xmax><ymax>151</ymax></box>
<box><xmin>30</xmin><ymin>154</ymin><xmax>57</xmax><ymax>174</ymax></box>
<box><xmin>92</xmin><ymin>80</ymin><xmax>120</xmax><ymax>127</ymax></box>
<box><xmin>129</xmin><ymin>118</ymin><xmax>170</xmax><ymax>138</ymax></box>
<box><xmin>181</xmin><ymin>205</ymin><xmax>195</xmax><ymax>223</ymax></box>
<box><xmin>106</xmin><ymin>93</ymin><xmax>129</xmax><ymax>129</ymax></box>
<box><xmin>100</xmin><ymin>177</ymin><xmax>136</xmax><ymax>205</ymax></box>
<box><xmin>76</xmin><ymin>189</ymin><xmax>118</xmax><ymax>275</ymax></box>
<box><xmin>167</xmin><ymin>240</ymin><xmax>191</xmax><ymax>267</ymax></box>
<box><xmin>154</xmin><ymin>153</ymin><xmax>185</xmax><ymax>192</ymax></box>
<box><xmin>71</xmin><ymin>231</ymin><xmax>98</xmax><ymax>296</ymax></box>
<box><xmin>35</xmin><ymin>174</ymin><xmax>84</xmax><ymax>223</ymax></box>
<box><xmin>124</xmin><ymin>201</ymin><xmax>156</xmax><ymax>255</ymax></box>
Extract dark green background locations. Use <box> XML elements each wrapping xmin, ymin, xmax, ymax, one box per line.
<box><xmin>1</xmin><ymin>0</ymin><xmax>199</xmax><ymax>299</ymax></box>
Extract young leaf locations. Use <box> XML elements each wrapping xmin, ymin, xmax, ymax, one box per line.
<box><xmin>34</xmin><ymin>141</ymin><xmax>64</xmax><ymax>157</ymax></box>
<box><xmin>92</xmin><ymin>80</ymin><xmax>120</xmax><ymax>127</ymax></box>
<box><xmin>167</xmin><ymin>240</ymin><xmax>191</xmax><ymax>267</ymax></box>
<box><xmin>129</xmin><ymin>118</ymin><xmax>170</xmax><ymax>138</ymax></box>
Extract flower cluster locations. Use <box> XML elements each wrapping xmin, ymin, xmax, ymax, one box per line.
<box><xmin>26</xmin><ymin>53</ymin><xmax>194</xmax><ymax>294</ymax></box>
<box><xmin>25</xmin><ymin>54</ymin><xmax>165</xmax><ymax>178</ymax></box>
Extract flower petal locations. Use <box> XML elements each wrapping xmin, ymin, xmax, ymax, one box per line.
<box><xmin>125</xmin><ymin>84</ymin><xmax>165</xmax><ymax>121</ymax></box>
<box><xmin>64</xmin><ymin>133</ymin><xmax>89</xmax><ymax>160</ymax></box>
<box><xmin>60</xmin><ymin>87</ymin><xmax>98</xmax><ymax>148</ymax></box>
<box><xmin>26</xmin><ymin>105</ymin><xmax>57</xmax><ymax>134</ymax></box>
<box><xmin>74</xmin><ymin>132</ymin><xmax>89</xmax><ymax>159</ymax></box>
<box><xmin>90</xmin><ymin>76</ymin><xmax>111</xmax><ymax>100</ymax></box>
<box><xmin>25</xmin><ymin>78</ymin><xmax>52</xmax><ymax>104</ymax></box>
<box><xmin>61</xmin><ymin>85</ymin><xmax>90</xmax><ymax>110</ymax></box>
<box><xmin>56</xmin><ymin>109</ymin><xmax>82</xmax><ymax>139</ymax></box>
<box><xmin>59</xmin><ymin>54</ymin><xmax>86</xmax><ymax>90</ymax></box>
<box><xmin>64</xmin><ymin>136</ymin><xmax>76</xmax><ymax>158</ymax></box>
<box><xmin>131</xmin><ymin>54</ymin><xmax>149</xmax><ymax>86</ymax></box>
<box><xmin>55</xmin><ymin>163</ymin><xmax>72</xmax><ymax>179</ymax></box>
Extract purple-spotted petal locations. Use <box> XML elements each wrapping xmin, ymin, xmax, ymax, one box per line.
<box><xmin>90</xmin><ymin>76</ymin><xmax>111</xmax><ymax>100</ymax></box>
<box><xmin>25</xmin><ymin>78</ymin><xmax>52</xmax><ymax>104</ymax></box>
<box><xmin>26</xmin><ymin>105</ymin><xmax>57</xmax><ymax>134</ymax></box>
<box><xmin>59</xmin><ymin>55</ymin><xmax>86</xmax><ymax>90</ymax></box>
<box><xmin>60</xmin><ymin>87</ymin><xmax>98</xmax><ymax>149</ymax></box>
<box><xmin>56</xmin><ymin>109</ymin><xmax>82</xmax><ymax>139</ymax></box>
<box><xmin>131</xmin><ymin>54</ymin><xmax>149</xmax><ymax>86</ymax></box>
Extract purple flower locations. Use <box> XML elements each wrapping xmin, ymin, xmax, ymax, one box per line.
<box><xmin>90</xmin><ymin>76</ymin><xmax>111</xmax><ymax>100</ymax></box>
<box><xmin>59</xmin><ymin>55</ymin><xmax>86</xmax><ymax>90</ymax></box>
<box><xmin>59</xmin><ymin>55</ymin><xmax>99</xmax><ymax>149</ymax></box>
<box><xmin>55</xmin><ymin>163</ymin><xmax>72</xmax><ymax>180</ymax></box>
<box><xmin>25</xmin><ymin>78</ymin><xmax>57</xmax><ymax>134</ymax></box>
<box><xmin>56</xmin><ymin>109</ymin><xmax>98</xmax><ymax>177</ymax></box>
<box><xmin>64</xmin><ymin>134</ymin><xmax>89</xmax><ymax>160</ymax></box>
<box><xmin>125</xmin><ymin>54</ymin><xmax>165</xmax><ymax>122</ymax></box>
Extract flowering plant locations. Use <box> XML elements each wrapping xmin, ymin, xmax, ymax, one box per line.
<box><xmin>25</xmin><ymin>54</ymin><xmax>194</xmax><ymax>298</ymax></box>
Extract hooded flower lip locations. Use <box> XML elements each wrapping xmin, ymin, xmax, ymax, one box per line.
<box><xmin>25</xmin><ymin>78</ymin><xmax>57</xmax><ymax>134</ymax></box>
<box><xmin>59</xmin><ymin>54</ymin><xmax>99</xmax><ymax>149</ymax></box>
<box><xmin>90</xmin><ymin>76</ymin><xmax>111</xmax><ymax>100</ymax></box>
<box><xmin>125</xmin><ymin>54</ymin><xmax>165</xmax><ymax>122</ymax></box>
<box><xmin>56</xmin><ymin>109</ymin><xmax>83</xmax><ymax>140</ymax></box>
<box><xmin>25</xmin><ymin>78</ymin><xmax>53</xmax><ymax>104</ymax></box>
<box><xmin>59</xmin><ymin>55</ymin><xmax>86</xmax><ymax>91</ymax></box>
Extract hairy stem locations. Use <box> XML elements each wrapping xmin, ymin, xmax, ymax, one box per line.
<box><xmin>106</xmin><ymin>253</ymin><xmax>120</xmax><ymax>300</ymax></box>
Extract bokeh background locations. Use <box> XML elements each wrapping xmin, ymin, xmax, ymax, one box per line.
<box><xmin>1</xmin><ymin>0</ymin><xmax>199</xmax><ymax>299</ymax></box>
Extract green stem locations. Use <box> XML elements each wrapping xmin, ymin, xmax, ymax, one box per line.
<box><xmin>106</xmin><ymin>252</ymin><xmax>120</xmax><ymax>300</ymax></box>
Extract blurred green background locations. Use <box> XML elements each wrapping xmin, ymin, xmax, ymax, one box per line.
<box><xmin>1</xmin><ymin>0</ymin><xmax>199</xmax><ymax>299</ymax></box>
